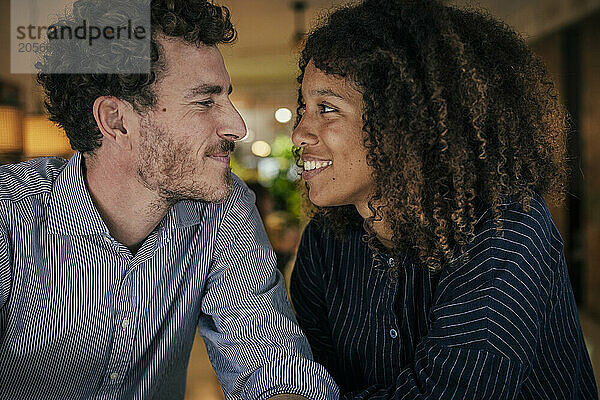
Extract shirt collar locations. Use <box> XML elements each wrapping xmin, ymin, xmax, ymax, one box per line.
<box><xmin>47</xmin><ymin>152</ymin><xmax>208</xmax><ymax>236</ymax></box>
<box><xmin>160</xmin><ymin>199</ymin><xmax>207</xmax><ymax>231</ymax></box>
<box><xmin>47</xmin><ymin>151</ymin><xmax>110</xmax><ymax>236</ymax></box>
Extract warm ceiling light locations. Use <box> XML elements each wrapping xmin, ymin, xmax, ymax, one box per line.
<box><xmin>23</xmin><ymin>115</ymin><xmax>73</xmax><ymax>158</ymax></box>
<box><xmin>0</xmin><ymin>106</ymin><xmax>23</xmax><ymax>153</ymax></box>
<box><xmin>275</xmin><ymin>108</ymin><xmax>293</xmax><ymax>124</ymax></box>
<box><xmin>251</xmin><ymin>140</ymin><xmax>271</xmax><ymax>158</ymax></box>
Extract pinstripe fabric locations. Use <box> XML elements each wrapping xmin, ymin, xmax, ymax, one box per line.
<box><xmin>290</xmin><ymin>193</ymin><xmax>597</xmax><ymax>399</ymax></box>
<box><xmin>0</xmin><ymin>152</ymin><xmax>339</xmax><ymax>400</ymax></box>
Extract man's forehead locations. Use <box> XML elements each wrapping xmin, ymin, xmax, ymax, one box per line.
<box><xmin>156</xmin><ymin>36</ymin><xmax>231</xmax><ymax>96</ymax></box>
<box><xmin>183</xmin><ymin>83</ymin><xmax>233</xmax><ymax>99</ymax></box>
<box><xmin>157</xmin><ymin>35</ymin><xmax>224</xmax><ymax>69</ymax></box>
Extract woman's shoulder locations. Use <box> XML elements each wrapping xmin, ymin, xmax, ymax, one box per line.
<box><xmin>438</xmin><ymin>190</ymin><xmax>562</xmax><ymax>304</ymax></box>
<box><xmin>472</xmin><ymin>191</ymin><xmax>563</xmax><ymax>253</ymax></box>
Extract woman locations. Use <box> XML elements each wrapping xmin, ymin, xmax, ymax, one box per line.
<box><xmin>289</xmin><ymin>0</ymin><xmax>598</xmax><ymax>398</ymax></box>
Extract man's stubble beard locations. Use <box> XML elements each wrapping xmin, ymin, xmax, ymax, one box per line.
<box><xmin>136</xmin><ymin>116</ymin><xmax>234</xmax><ymax>204</ymax></box>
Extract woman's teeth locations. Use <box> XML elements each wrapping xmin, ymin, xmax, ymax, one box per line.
<box><xmin>303</xmin><ymin>160</ymin><xmax>333</xmax><ymax>171</ymax></box>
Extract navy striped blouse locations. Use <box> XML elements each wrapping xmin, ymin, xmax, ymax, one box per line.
<box><xmin>290</xmin><ymin>193</ymin><xmax>598</xmax><ymax>399</ymax></box>
<box><xmin>0</xmin><ymin>153</ymin><xmax>339</xmax><ymax>400</ymax></box>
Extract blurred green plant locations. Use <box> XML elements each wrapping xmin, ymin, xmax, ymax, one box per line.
<box><xmin>232</xmin><ymin>133</ymin><xmax>302</xmax><ymax>222</ymax></box>
<box><xmin>271</xmin><ymin>134</ymin><xmax>294</xmax><ymax>158</ymax></box>
<box><xmin>267</xmin><ymin>134</ymin><xmax>301</xmax><ymax>221</ymax></box>
<box><xmin>230</xmin><ymin>154</ymin><xmax>257</xmax><ymax>182</ymax></box>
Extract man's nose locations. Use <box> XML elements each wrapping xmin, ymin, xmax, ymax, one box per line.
<box><xmin>217</xmin><ymin>101</ymin><xmax>246</xmax><ymax>142</ymax></box>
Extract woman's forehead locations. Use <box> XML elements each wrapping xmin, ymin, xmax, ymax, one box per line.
<box><xmin>302</xmin><ymin>61</ymin><xmax>363</xmax><ymax>101</ymax></box>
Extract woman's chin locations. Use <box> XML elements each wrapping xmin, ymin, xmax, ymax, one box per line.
<box><xmin>308</xmin><ymin>191</ymin><xmax>328</xmax><ymax>208</ymax></box>
<box><xmin>309</xmin><ymin>191</ymin><xmax>343</xmax><ymax>208</ymax></box>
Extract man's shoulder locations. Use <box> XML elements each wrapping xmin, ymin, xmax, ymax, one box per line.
<box><xmin>220</xmin><ymin>174</ymin><xmax>255</xmax><ymax>213</ymax></box>
<box><xmin>206</xmin><ymin>174</ymin><xmax>272</xmax><ymax>250</ymax></box>
<box><xmin>0</xmin><ymin>157</ymin><xmax>67</xmax><ymax>203</ymax></box>
<box><xmin>185</xmin><ymin>174</ymin><xmax>254</xmax><ymax>224</ymax></box>
<box><xmin>230</xmin><ymin>174</ymin><xmax>253</xmax><ymax>201</ymax></box>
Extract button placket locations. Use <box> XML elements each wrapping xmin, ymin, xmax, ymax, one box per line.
<box><xmin>118</xmin><ymin>274</ymin><xmax>136</xmax><ymax>333</ymax></box>
<box><xmin>388</xmin><ymin>256</ymin><xmax>400</xmax><ymax>341</ymax></box>
<box><xmin>101</xmin><ymin>271</ymin><xmax>137</xmax><ymax>392</ymax></box>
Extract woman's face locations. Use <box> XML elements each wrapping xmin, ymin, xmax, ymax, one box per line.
<box><xmin>292</xmin><ymin>61</ymin><xmax>375</xmax><ymax>213</ymax></box>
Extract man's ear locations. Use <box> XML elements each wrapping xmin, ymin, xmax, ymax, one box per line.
<box><xmin>93</xmin><ymin>96</ymin><xmax>134</xmax><ymax>150</ymax></box>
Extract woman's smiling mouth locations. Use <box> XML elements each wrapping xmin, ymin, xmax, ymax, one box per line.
<box><xmin>302</xmin><ymin>159</ymin><xmax>333</xmax><ymax>179</ymax></box>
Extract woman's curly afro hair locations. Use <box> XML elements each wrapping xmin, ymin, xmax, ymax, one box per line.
<box><xmin>37</xmin><ymin>0</ymin><xmax>235</xmax><ymax>154</ymax></box>
<box><xmin>295</xmin><ymin>0</ymin><xmax>567</xmax><ymax>272</ymax></box>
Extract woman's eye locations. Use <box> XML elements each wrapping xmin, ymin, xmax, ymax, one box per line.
<box><xmin>319</xmin><ymin>104</ymin><xmax>336</xmax><ymax>113</ymax></box>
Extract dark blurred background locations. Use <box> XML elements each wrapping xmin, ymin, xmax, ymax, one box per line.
<box><xmin>0</xmin><ymin>0</ymin><xmax>598</xmax><ymax>397</ymax></box>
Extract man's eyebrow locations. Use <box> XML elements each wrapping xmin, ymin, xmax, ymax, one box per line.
<box><xmin>184</xmin><ymin>84</ymin><xmax>233</xmax><ymax>99</ymax></box>
<box><xmin>309</xmin><ymin>88</ymin><xmax>344</xmax><ymax>99</ymax></box>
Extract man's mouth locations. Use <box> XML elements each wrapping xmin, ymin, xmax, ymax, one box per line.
<box><xmin>209</xmin><ymin>152</ymin><xmax>230</xmax><ymax>164</ymax></box>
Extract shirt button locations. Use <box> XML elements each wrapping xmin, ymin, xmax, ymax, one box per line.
<box><xmin>388</xmin><ymin>257</ymin><xmax>394</xmax><ymax>266</ymax></box>
<box><xmin>121</xmin><ymin>318</ymin><xmax>130</xmax><ymax>329</ymax></box>
<box><xmin>389</xmin><ymin>329</ymin><xmax>398</xmax><ymax>339</ymax></box>
<box><xmin>109</xmin><ymin>372</ymin><xmax>119</xmax><ymax>381</ymax></box>
<box><xmin>103</xmin><ymin>236</ymin><xmax>112</xmax><ymax>244</ymax></box>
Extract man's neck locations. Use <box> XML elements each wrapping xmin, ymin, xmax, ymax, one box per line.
<box><xmin>82</xmin><ymin>153</ymin><xmax>170</xmax><ymax>252</ymax></box>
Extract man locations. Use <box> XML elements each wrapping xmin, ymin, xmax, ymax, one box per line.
<box><xmin>0</xmin><ymin>0</ymin><xmax>338</xmax><ymax>399</ymax></box>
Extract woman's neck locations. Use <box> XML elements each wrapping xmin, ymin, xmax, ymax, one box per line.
<box><xmin>355</xmin><ymin>200</ymin><xmax>394</xmax><ymax>251</ymax></box>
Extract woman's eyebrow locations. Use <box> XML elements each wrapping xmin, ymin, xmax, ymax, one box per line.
<box><xmin>309</xmin><ymin>88</ymin><xmax>344</xmax><ymax>99</ymax></box>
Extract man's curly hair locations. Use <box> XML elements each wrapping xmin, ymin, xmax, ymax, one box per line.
<box><xmin>295</xmin><ymin>0</ymin><xmax>567</xmax><ymax>271</ymax></box>
<box><xmin>37</xmin><ymin>0</ymin><xmax>236</xmax><ymax>153</ymax></box>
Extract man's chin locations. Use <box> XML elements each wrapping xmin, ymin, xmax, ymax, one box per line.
<box><xmin>203</xmin><ymin>183</ymin><xmax>234</xmax><ymax>204</ymax></box>
<box><xmin>185</xmin><ymin>175</ymin><xmax>234</xmax><ymax>203</ymax></box>
<box><xmin>208</xmin><ymin>173</ymin><xmax>234</xmax><ymax>203</ymax></box>
<box><xmin>155</xmin><ymin>178</ymin><xmax>233</xmax><ymax>204</ymax></box>
<box><xmin>148</xmin><ymin>169</ymin><xmax>235</xmax><ymax>204</ymax></box>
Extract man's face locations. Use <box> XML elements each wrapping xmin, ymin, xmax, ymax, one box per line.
<box><xmin>135</xmin><ymin>38</ymin><xmax>246</xmax><ymax>203</ymax></box>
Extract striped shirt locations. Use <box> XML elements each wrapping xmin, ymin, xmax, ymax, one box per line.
<box><xmin>290</xmin><ymin>193</ymin><xmax>598</xmax><ymax>399</ymax></box>
<box><xmin>0</xmin><ymin>152</ymin><xmax>339</xmax><ymax>400</ymax></box>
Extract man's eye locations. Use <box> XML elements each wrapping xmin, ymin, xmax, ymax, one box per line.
<box><xmin>195</xmin><ymin>100</ymin><xmax>214</xmax><ymax>108</ymax></box>
<box><xmin>319</xmin><ymin>104</ymin><xmax>336</xmax><ymax>113</ymax></box>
